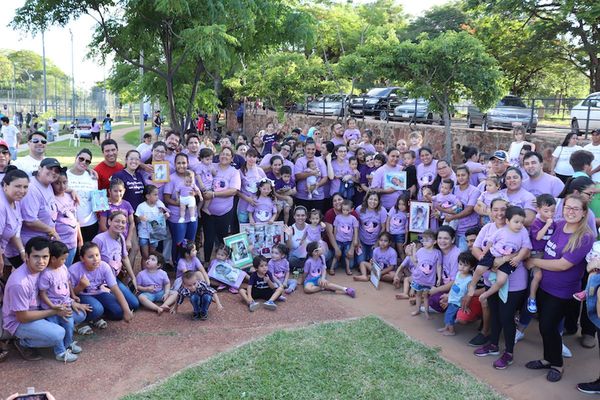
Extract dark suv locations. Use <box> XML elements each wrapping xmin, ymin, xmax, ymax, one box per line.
<box><xmin>349</xmin><ymin>87</ymin><xmax>406</xmax><ymax>121</ymax></box>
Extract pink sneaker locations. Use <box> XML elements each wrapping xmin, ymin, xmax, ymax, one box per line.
<box><xmin>573</xmin><ymin>290</ymin><xmax>586</xmax><ymax>302</ymax></box>
<box><xmin>345</xmin><ymin>287</ymin><xmax>356</xmax><ymax>298</ymax></box>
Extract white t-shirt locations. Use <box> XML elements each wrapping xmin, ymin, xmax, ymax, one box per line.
<box><xmin>135</xmin><ymin>200</ymin><xmax>167</xmax><ymax>238</ymax></box>
<box><xmin>67</xmin><ymin>170</ymin><xmax>99</xmax><ymax>227</ymax></box>
<box><xmin>1</xmin><ymin>124</ymin><xmax>19</xmax><ymax>147</ymax></box>
<box><xmin>552</xmin><ymin>145</ymin><xmax>582</xmax><ymax>176</ymax></box>
<box><xmin>583</xmin><ymin>142</ymin><xmax>600</xmax><ymax>182</ymax></box>
<box><xmin>507</xmin><ymin>141</ymin><xmax>525</xmax><ymax>166</ymax></box>
<box><xmin>13</xmin><ymin>155</ymin><xmax>43</xmax><ymax>177</ymax></box>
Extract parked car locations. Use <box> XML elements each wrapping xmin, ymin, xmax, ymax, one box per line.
<box><xmin>306</xmin><ymin>94</ymin><xmax>350</xmax><ymax>116</ymax></box>
<box><xmin>349</xmin><ymin>87</ymin><xmax>406</xmax><ymax>121</ymax></box>
<box><xmin>467</xmin><ymin>95</ymin><xmax>537</xmax><ymax>132</ymax></box>
<box><xmin>391</xmin><ymin>98</ymin><xmax>443</xmax><ymax>124</ymax></box>
<box><xmin>570</xmin><ymin>92</ymin><xmax>600</xmax><ymax>133</ymax></box>
<box><xmin>75</xmin><ymin>118</ymin><xmax>93</xmax><ymax>141</ymax></box>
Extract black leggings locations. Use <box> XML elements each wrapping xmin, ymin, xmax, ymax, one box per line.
<box><xmin>565</xmin><ymin>270</ymin><xmax>597</xmax><ymax>337</ymax></box>
<box><xmin>537</xmin><ymin>289</ymin><xmax>570</xmax><ymax>367</ymax></box>
<box><xmin>81</xmin><ymin>222</ymin><xmax>99</xmax><ymax>244</ymax></box>
<box><xmin>488</xmin><ymin>289</ymin><xmax>526</xmax><ymax>354</ymax></box>
<box><xmin>201</xmin><ymin>209</ymin><xmax>234</xmax><ymax>261</ymax></box>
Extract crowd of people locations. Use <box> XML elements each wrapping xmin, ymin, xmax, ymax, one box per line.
<box><xmin>0</xmin><ymin>118</ymin><xmax>599</xmax><ymax>394</ymax></box>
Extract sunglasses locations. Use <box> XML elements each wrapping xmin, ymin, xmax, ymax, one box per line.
<box><xmin>31</xmin><ymin>138</ymin><xmax>48</xmax><ymax>144</ymax></box>
<box><xmin>78</xmin><ymin>156</ymin><xmax>92</xmax><ymax>165</ymax></box>
<box><xmin>0</xmin><ymin>150</ymin><xmax>10</xmax><ymax>156</ymax></box>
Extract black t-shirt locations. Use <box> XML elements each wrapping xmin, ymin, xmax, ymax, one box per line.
<box><xmin>248</xmin><ymin>271</ymin><xmax>274</xmax><ymax>290</ymax></box>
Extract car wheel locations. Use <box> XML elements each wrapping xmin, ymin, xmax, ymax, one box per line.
<box><xmin>467</xmin><ymin>115</ymin><xmax>475</xmax><ymax>128</ymax></box>
<box><xmin>379</xmin><ymin>110</ymin><xmax>388</xmax><ymax>121</ymax></box>
<box><xmin>571</xmin><ymin>119</ymin><xmax>579</xmax><ymax>134</ymax></box>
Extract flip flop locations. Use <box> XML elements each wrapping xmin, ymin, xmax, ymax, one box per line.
<box><xmin>328</xmin><ymin>269</ymin><xmax>335</xmax><ymax>276</ymax></box>
<box><xmin>525</xmin><ymin>360</ymin><xmax>551</xmax><ymax>370</ymax></box>
<box><xmin>547</xmin><ymin>367</ymin><xmax>563</xmax><ymax>382</ymax></box>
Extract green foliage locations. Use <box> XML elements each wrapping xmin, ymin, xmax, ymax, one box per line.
<box><xmin>401</xmin><ymin>2</ymin><xmax>468</xmax><ymax>41</ymax></box>
<box><xmin>0</xmin><ymin>49</ymin><xmax>69</xmax><ymax>96</ymax></box>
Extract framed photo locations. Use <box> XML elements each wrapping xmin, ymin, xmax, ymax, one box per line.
<box><xmin>208</xmin><ymin>261</ymin><xmax>247</xmax><ymax>289</ymax></box>
<box><xmin>370</xmin><ymin>261</ymin><xmax>382</xmax><ymax>289</ymax></box>
<box><xmin>90</xmin><ymin>189</ymin><xmax>109</xmax><ymax>212</ymax></box>
<box><xmin>384</xmin><ymin>171</ymin><xmax>407</xmax><ymax>191</ymax></box>
<box><xmin>409</xmin><ymin>201</ymin><xmax>430</xmax><ymax>233</ymax></box>
<box><xmin>239</xmin><ymin>222</ymin><xmax>284</xmax><ymax>258</ymax></box>
<box><xmin>152</xmin><ymin>161</ymin><xmax>170</xmax><ymax>183</ymax></box>
<box><xmin>224</xmin><ymin>233</ymin><xmax>253</xmax><ymax>269</ymax></box>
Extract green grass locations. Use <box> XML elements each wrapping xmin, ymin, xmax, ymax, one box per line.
<box><xmin>123</xmin><ymin>126</ymin><xmax>153</xmax><ymax>147</ymax></box>
<box><xmin>18</xmin><ymin>139</ymin><xmax>105</xmax><ymax>167</ymax></box>
<box><xmin>122</xmin><ymin>316</ymin><xmax>503</xmax><ymax>400</ymax></box>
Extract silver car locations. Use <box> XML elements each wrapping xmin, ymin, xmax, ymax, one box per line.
<box><xmin>467</xmin><ymin>95</ymin><xmax>538</xmax><ymax>132</ymax></box>
<box><xmin>392</xmin><ymin>98</ymin><xmax>443</xmax><ymax>124</ymax></box>
<box><xmin>307</xmin><ymin>94</ymin><xmax>349</xmax><ymax>116</ymax></box>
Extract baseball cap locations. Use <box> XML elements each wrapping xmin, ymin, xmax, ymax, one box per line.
<box><xmin>490</xmin><ymin>150</ymin><xmax>508</xmax><ymax>161</ymax></box>
<box><xmin>0</xmin><ymin>139</ymin><xmax>9</xmax><ymax>149</ymax></box>
<box><xmin>40</xmin><ymin>157</ymin><xmax>61</xmax><ymax>169</ymax></box>
<box><xmin>591</xmin><ymin>129</ymin><xmax>600</xmax><ymax>135</ymax></box>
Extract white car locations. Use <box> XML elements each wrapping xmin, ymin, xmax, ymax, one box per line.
<box><xmin>571</xmin><ymin>92</ymin><xmax>600</xmax><ymax>133</ymax></box>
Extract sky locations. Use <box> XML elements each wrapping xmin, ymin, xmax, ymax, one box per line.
<box><xmin>0</xmin><ymin>0</ymin><xmax>447</xmax><ymax>89</ymax></box>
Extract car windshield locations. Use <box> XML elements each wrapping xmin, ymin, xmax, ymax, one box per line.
<box><xmin>316</xmin><ymin>95</ymin><xmax>344</xmax><ymax>102</ymax></box>
<box><xmin>402</xmin><ymin>99</ymin><xmax>427</xmax><ymax>105</ymax></box>
<box><xmin>365</xmin><ymin>88</ymin><xmax>390</xmax><ymax>97</ymax></box>
<box><xmin>497</xmin><ymin>97</ymin><xmax>526</xmax><ymax>108</ymax></box>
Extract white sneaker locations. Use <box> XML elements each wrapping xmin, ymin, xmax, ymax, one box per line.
<box><xmin>514</xmin><ymin>330</ymin><xmax>525</xmax><ymax>344</ymax></box>
<box><xmin>562</xmin><ymin>343</ymin><xmax>573</xmax><ymax>358</ymax></box>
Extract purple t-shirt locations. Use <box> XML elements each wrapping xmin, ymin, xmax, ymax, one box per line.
<box><xmin>474</xmin><ymin>222</ymin><xmax>501</xmax><ymax>249</ymax></box>
<box><xmin>305</xmin><ymin>224</ymin><xmax>324</xmax><ymax>243</ymax></box>
<box><xmin>331</xmin><ymin>136</ymin><xmax>345</xmax><ymax>146</ymax></box>
<box><xmin>238</xmin><ymin>166</ymin><xmax>266</xmax><ymax>212</ymax></box>
<box><xmin>274</xmin><ymin>176</ymin><xmax>296</xmax><ymax>193</ymax></box>
<box><xmin>20</xmin><ymin>177</ymin><xmax>57</xmax><ymax>248</ymax></box>
<box><xmin>261</xmin><ymin>133</ymin><xmax>278</xmax><ymax>155</ymax></box>
<box><xmin>411</xmin><ymin>247</ymin><xmax>442</xmax><ymax>287</ymax></box>
<box><xmin>92</xmin><ymin>231</ymin><xmax>128</xmax><ymax>277</ymax></box>
<box><xmin>69</xmin><ymin>260</ymin><xmax>117</xmax><ymax>296</ymax></box>
<box><xmin>178</xmin><ymin>185</ymin><xmax>195</xmax><ymax>198</ymax></box>
<box><xmin>0</xmin><ymin>190</ymin><xmax>22</xmax><ymax>257</ymax></box>
<box><xmin>522</xmin><ymin>173</ymin><xmax>564</xmax><ymax>198</ymax></box>
<box><xmin>540</xmin><ymin>220</ymin><xmax>594</xmax><ymax>299</ymax></box>
<box><xmin>372</xmin><ymin>246</ymin><xmax>397</xmax><ymax>269</ymax></box>
<box><xmin>295</xmin><ymin>156</ymin><xmax>327</xmax><ymax>200</ymax></box>
<box><xmin>489</xmin><ymin>226</ymin><xmax>532</xmax><ymax>258</ymax></box>
<box><xmin>101</xmin><ymin>200</ymin><xmax>135</xmax><ymax>238</ymax></box>
<box><xmin>530</xmin><ymin>217</ymin><xmax>556</xmax><ymax>252</ymax></box>
<box><xmin>2</xmin><ymin>264</ymin><xmax>40</xmax><ymax>335</ymax></box>
<box><xmin>465</xmin><ymin>160</ymin><xmax>486</xmax><ymax>186</ymax></box>
<box><xmin>501</xmin><ymin>188</ymin><xmax>536</xmax><ymax>211</ymax></box>
<box><xmin>371</xmin><ymin>164</ymin><xmax>405</xmax><ymax>209</ymax></box>
<box><xmin>176</xmin><ymin>257</ymin><xmax>203</xmax><ymax>280</ymax></box>
<box><xmin>477</xmin><ymin>190</ymin><xmax>508</xmax><ymax>208</ymax></box>
<box><xmin>329</xmin><ymin>159</ymin><xmax>352</xmax><ymax>196</ymax></box>
<box><xmin>441</xmin><ymin>246</ymin><xmax>461</xmax><ymax>285</ymax></box>
<box><xmin>387</xmin><ymin>207</ymin><xmax>407</xmax><ymax>235</ymax></box>
<box><xmin>164</xmin><ymin>173</ymin><xmax>196</xmax><ymax>223</ymax></box>
<box><xmin>136</xmin><ymin>269</ymin><xmax>170</xmax><ymax>293</ymax></box>
<box><xmin>38</xmin><ymin>265</ymin><xmax>72</xmax><ymax>308</ymax></box>
<box><xmin>193</xmin><ymin>162</ymin><xmax>214</xmax><ymax>190</ymax></box>
<box><xmin>343</xmin><ymin>129</ymin><xmax>360</xmax><ymax>142</ymax></box>
<box><xmin>207</xmin><ymin>165</ymin><xmax>241</xmax><ymax>216</ymax></box>
<box><xmin>247</xmin><ymin>196</ymin><xmax>277</xmax><ymax>223</ymax></box>
<box><xmin>416</xmin><ymin>161</ymin><xmax>438</xmax><ymax>188</ymax></box>
<box><xmin>112</xmin><ymin>169</ymin><xmax>145</xmax><ymax>211</ymax></box>
<box><xmin>304</xmin><ymin>256</ymin><xmax>326</xmax><ymax>279</ymax></box>
<box><xmin>333</xmin><ymin>214</ymin><xmax>358</xmax><ymax>243</ymax></box>
<box><xmin>432</xmin><ymin>193</ymin><xmax>460</xmax><ymax>211</ymax></box>
<box><xmin>453</xmin><ymin>184</ymin><xmax>480</xmax><ymax>235</ymax></box>
<box><xmin>54</xmin><ymin>193</ymin><xmax>79</xmax><ymax>251</ymax></box>
<box><xmin>268</xmin><ymin>258</ymin><xmax>290</xmax><ymax>281</ymax></box>
<box><xmin>355</xmin><ymin>206</ymin><xmax>388</xmax><ymax>245</ymax></box>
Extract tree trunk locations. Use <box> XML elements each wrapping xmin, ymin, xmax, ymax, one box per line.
<box><xmin>443</xmin><ymin>106</ymin><xmax>452</xmax><ymax>163</ymax></box>
<box><xmin>211</xmin><ymin>74</ymin><xmax>222</xmax><ymax>136</ymax></box>
<box><xmin>165</xmin><ymin>77</ymin><xmax>180</xmax><ymax>132</ymax></box>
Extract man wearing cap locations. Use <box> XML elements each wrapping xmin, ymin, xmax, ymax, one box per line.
<box><xmin>94</xmin><ymin>139</ymin><xmax>124</xmax><ymax>190</ymax></box>
<box><xmin>488</xmin><ymin>150</ymin><xmax>509</xmax><ymax>186</ymax></box>
<box><xmin>1</xmin><ymin>116</ymin><xmax>20</xmax><ymax>161</ymax></box>
<box><xmin>13</xmin><ymin>131</ymin><xmax>47</xmax><ymax>177</ymax></box>
<box><xmin>259</xmin><ymin>142</ymin><xmax>295</xmax><ymax>173</ymax></box>
<box><xmin>522</xmin><ymin>151</ymin><xmax>565</xmax><ymax>197</ymax></box>
<box><xmin>583</xmin><ymin>129</ymin><xmax>600</xmax><ymax>183</ymax></box>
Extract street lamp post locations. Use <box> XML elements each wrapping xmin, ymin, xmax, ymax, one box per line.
<box><xmin>70</xmin><ymin>29</ymin><xmax>75</xmax><ymax>122</ymax></box>
<box><xmin>42</xmin><ymin>31</ymin><xmax>48</xmax><ymax>113</ymax></box>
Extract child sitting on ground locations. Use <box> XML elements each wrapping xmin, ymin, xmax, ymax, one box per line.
<box><xmin>240</xmin><ymin>256</ymin><xmax>285</xmax><ymax>311</ymax></box>
<box><xmin>303</xmin><ymin>241</ymin><xmax>356</xmax><ymax>298</ymax></box>
<box><xmin>174</xmin><ymin>241</ymin><xmax>208</xmax><ymax>291</ymax></box>
<box><xmin>172</xmin><ymin>270</ymin><xmax>222</xmax><ymax>320</ymax></box>
<box><xmin>437</xmin><ymin>252</ymin><xmax>476</xmax><ymax>336</ymax></box>
<box><xmin>268</xmin><ymin>244</ymin><xmax>297</xmax><ymax>296</ymax></box>
<box><xmin>526</xmin><ymin>194</ymin><xmax>555</xmax><ymax>313</ymax></box>
<box><xmin>408</xmin><ymin>230</ymin><xmax>442</xmax><ymax>319</ymax></box>
<box><xmin>136</xmin><ymin>251</ymin><xmax>178</xmax><ymax>314</ymax></box>
<box><xmin>208</xmin><ymin>244</ymin><xmax>239</xmax><ymax>294</ymax></box>
<box><xmin>354</xmin><ymin>232</ymin><xmax>398</xmax><ymax>283</ymax></box>
<box><xmin>177</xmin><ymin>170</ymin><xmax>201</xmax><ymax>223</ymax></box>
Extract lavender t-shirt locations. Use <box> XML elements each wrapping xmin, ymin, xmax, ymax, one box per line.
<box><xmin>305</xmin><ymin>224</ymin><xmax>324</xmax><ymax>243</ymax></box>
<box><xmin>441</xmin><ymin>246</ymin><xmax>461</xmax><ymax>285</ymax></box>
<box><xmin>54</xmin><ymin>193</ymin><xmax>79</xmax><ymax>251</ymax></box>
<box><xmin>489</xmin><ymin>226</ymin><xmax>532</xmax><ymax>258</ymax></box>
<box><xmin>238</xmin><ymin>166</ymin><xmax>266</xmax><ymax>212</ymax></box>
<box><xmin>304</xmin><ymin>256</ymin><xmax>326</xmax><ymax>279</ymax></box>
<box><xmin>477</xmin><ymin>190</ymin><xmax>508</xmax><ymax>208</ymax></box>
<box><xmin>333</xmin><ymin>214</ymin><xmax>358</xmax><ymax>243</ymax></box>
<box><xmin>136</xmin><ymin>269</ymin><xmax>170</xmax><ymax>293</ymax></box>
<box><xmin>0</xmin><ymin>190</ymin><xmax>22</xmax><ymax>257</ymax></box>
<box><xmin>176</xmin><ymin>257</ymin><xmax>203</xmax><ymax>279</ymax></box>
<box><xmin>432</xmin><ymin>193</ymin><xmax>460</xmax><ymax>210</ymax></box>
<box><xmin>522</xmin><ymin>173</ymin><xmax>564</xmax><ymax>197</ymax></box>
<box><xmin>355</xmin><ymin>206</ymin><xmax>387</xmax><ymax>245</ymax></box>
<box><xmin>540</xmin><ymin>220</ymin><xmax>594</xmax><ymax>299</ymax></box>
<box><xmin>207</xmin><ymin>165</ymin><xmax>241</xmax><ymax>216</ymax></box>
<box><xmin>193</xmin><ymin>162</ymin><xmax>214</xmax><ymax>189</ymax></box>
<box><xmin>416</xmin><ymin>160</ymin><xmax>438</xmax><ymax>188</ymax></box>
<box><xmin>465</xmin><ymin>160</ymin><xmax>486</xmax><ymax>186</ymax></box>
<box><xmin>372</xmin><ymin>246</ymin><xmax>397</xmax><ymax>269</ymax></box>
<box><xmin>247</xmin><ymin>196</ymin><xmax>277</xmax><ymax>223</ymax></box>
<box><xmin>38</xmin><ymin>265</ymin><xmax>72</xmax><ymax>308</ymax></box>
<box><xmin>387</xmin><ymin>207</ymin><xmax>407</xmax><ymax>235</ymax></box>
<box><xmin>92</xmin><ymin>231</ymin><xmax>128</xmax><ymax>277</ymax></box>
<box><xmin>295</xmin><ymin>156</ymin><xmax>327</xmax><ymax>200</ymax></box>
<box><xmin>453</xmin><ymin>184</ymin><xmax>481</xmax><ymax>235</ymax></box>
<box><xmin>411</xmin><ymin>247</ymin><xmax>442</xmax><ymax>287</ymax></box>
<box><xmin>20</xmin><ymin>177</ymin><xmax>57</xmax><ymax>247</ymax></box>
<box><xmin>501</xmin><ymin>188</ymin><xmax>536</xmax><ymax>211</ymax></box>
<box><xmin>268</xmin><ymin>258</ymin><xmax>290</xmax><ymax>281</ymax></box>
<box><xmin>329</xmin><ymin>159</ymin><xmax>352</xmax><ymax>196</ymax></box>
<box><xmin>2</xmin><ymin>264</ymin><xmax>40</xmax><ymax>335</ymax></box>
<box><xmin>69</xmin><ymin>260</ymin><xmax>117</xmax><ymax>296</ymax></box>
<box><xmin>371</xmin><ymin>164</ymin><xmax>404</xmax><ymax>209</ymax></box>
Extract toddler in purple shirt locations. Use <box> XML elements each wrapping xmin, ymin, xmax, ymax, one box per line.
<box><xmin>332</xmin><ymin>200</ymin><xmax>359</xmax><ymax>275</ymax></box>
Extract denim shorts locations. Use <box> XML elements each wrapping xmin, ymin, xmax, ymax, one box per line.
<box><xmin>139</xmin><ymin>290</ymin><xmax>165</xmax><ymax>302</ymax></box>
<box><xmin>390</xmin><ymin>233</ymin><xmax>406</xmax><ymax>244</ymax></box>
<box><xmin>410</xmin><ymin>281</ymin><xmax>431</xmax><ymax>292</ymax></box>
<box><xmin>139</xmin><ymin>237</ymin><xmax>159</xmax><ymax>248</ymax></box>
<box><xmin>336</xmin><ymin>240</ymin><xmax>353</xmax><ymax>259</ymax></box>
<box><xmin>304</xmin><ymin>275</ymin><xmax>321</xmax><ymax>288</ymax></box>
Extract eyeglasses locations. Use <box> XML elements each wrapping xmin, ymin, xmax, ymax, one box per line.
<box><xmin>0</xmin><ymin>150</ymin><xmax>10</xmax><ymax>156</ymax></box>
<box><xmin>154</xmin><ymin>149</ymin><xmax>166</xmax><ymax>154</ymax></box>
<box><xmin>564</xmin><ymin>206</ymin><xmax>583</xmax><ymax>213</ymax></box>
<box><xmin>78</xmin><ymin>156</ymin><xmax>91</xmax><ymax>165</ymax></box>
<box><xmin>582</xmin><ymin>191</ymin><xmax>594</xmax><ymax>197</ymax></box>
<box><xmin>31</xmin><ymin>138</ymin><xmax>47</xmax><ymax>144</ymax></box>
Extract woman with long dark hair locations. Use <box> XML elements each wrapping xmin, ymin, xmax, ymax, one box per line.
<box><xmin>551</xmin><ymin>132</ymin><xmax>582</xmax><ymax>183</ymax></box>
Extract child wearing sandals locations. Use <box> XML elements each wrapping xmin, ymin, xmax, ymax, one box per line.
<box><xmin>268</xmin><ymin>244</ymin><xmax>297</xmax><ymax>296</ymax></box>
<box><xmin>303</xmin><ymin>241</ymin><xmax>356</xmax><ymax>298</ymax></box>
<box><xmin>172</xmin><ymin>270</ymin><xmax>223</xmax><ymax>320</ymax></box>
<box><xmin>354</xmin><ymin>232</ymin><xmax>398</xmax><ymax>283</ymax></box>
<box><xmin>409</xmin><ymin>230</ymin><xmax>442</xmax><ymax>318</ymax></box>
<box><xmin>39</xmin><ymin>242</ymin><xmax>90</xmax><ymax>362</ymax></box>
<box><xmin>437</xmin><ymin>251</ymin><xmax>476</xmax><ymax>336</ymax></box>
<box><xmin>240</xmin><ymin>256</ymin><xmax>285</xmax><ymax>311</ymax></box>
<box><xmin>394</xmin><ymin>240</ymin><xmax>422</xmax><ymax>299</ymax></box>
<box><xmin>136</xmin><ymin>251</ymin><xmax>178</xmax><ymax>314</ymax></box>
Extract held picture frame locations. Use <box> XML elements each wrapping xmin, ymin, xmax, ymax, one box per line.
<box><xmin>384</xmin><ymin>171</ymin><xmax>407</xmax><ymax>191</ymax></box>
<box><xmin>409</xmin><ymin>201</ymin><xmax>430</xmax><ymax>233</ymax></box>
<box><xmin>208</xmin><ymin>261</ymin><xmax>247</xmax><ymax>289</ymax></box>
<box><xmin>370</xmin><ymin>261</ymin><xmax>382</xmax><ymax>289</ymax></box>
<box><xmin>239</xmin><ymin>222</ymin><xmax>285</xmax><ymax>258</ymax></box>
<box><xmin>152</xmin><ymin>161</ymin><xmax>170</xmax><ymax>183</ymax></box>
<box><xmin>224</xmin><ymin>233</ymin><xmax>253</xmax><ymax>269</ymax></box>
<box><xmin>90</xmin><ymin>189</ymin><xmax>109</xmax><ymax>212</ymax></box>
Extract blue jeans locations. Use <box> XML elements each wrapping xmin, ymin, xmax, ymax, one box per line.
<box><xmin>79</xmin><ymin>282</ymin><xmax>139</xmax><ymax>321</ymax></box>
<box><xmin>168</xmin><ymin>220</ymin><xmax>198</xmax><ymax>262</ymax></box>
<box><xmin>586</xmin><ymin>273</ymin><xmax>600</xmax><ymax>329</ymax></box>
<box><xmin>9</xmin><ymin>146</ymin><xmax>17</xmax><ymax>161</ymax></box>
<box><xmin>139</xmin><ymin>290</ymin><xmax>165</xmax><ymax>303</ymax></box>
<box><xmin>46</xmin><ymin>310</ymin><xmax>86</xmax><ymax>354</ymax></box>
<box><xmin>118</xmin><ymin>280</ymin><xmax>140</xmax><ymax>310</ymax></box>
<box><xmin>65</xmin><ymin>248</ymin><xmax>77</xmax><ymax>268</ymax></box>
<box><xmin>444</xmin><ymin>303</ymin><xmax>460</xmax><ymax>326</ymax></box>
<box><xmin>14</xmin><ymin>319</ymin><xmax>65</xmax><ymax>355</ymax></box>
<box><xmin>190</xmin><ymin>293</ymin><xmax>213</xmax><ymax>316</ymax></box>
<box><xmin>355</xmin><ymin>242</ymin><xmax>374</xmax><ymax>265</ymax></box>
<box><xmin>237</xmin><ymin>210</ymin><xmax>249</xmax><ymax>224</ymax></box>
